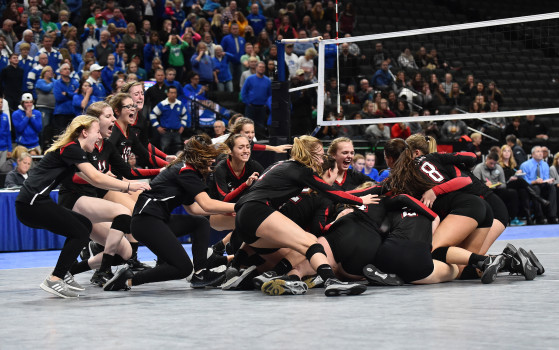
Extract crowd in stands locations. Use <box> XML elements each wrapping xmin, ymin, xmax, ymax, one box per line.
<box><xmin>1</xmin><ymin>0</ymin><xmax>558</xmax><ymax>224</ymax></box>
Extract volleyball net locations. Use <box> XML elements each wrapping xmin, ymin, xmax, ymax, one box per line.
<box><xmin>291</xmin><ymin>12</ymin><xmax>559</xmax><ymax>129</ymax></box>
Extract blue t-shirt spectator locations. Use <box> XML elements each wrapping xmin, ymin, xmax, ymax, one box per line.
<box><xmin>241</xmin><ymin>74</ymin><xmax>271</xmax><ymax>105</ymax></box>
<box><xmin>53</xmin><ymin>77</ymin><xmax>79</xmax><ymax>115</ymax></box>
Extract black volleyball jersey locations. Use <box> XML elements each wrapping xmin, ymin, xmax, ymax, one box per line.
<box><xmin>133</xmin><ymin>163</ymin><xmax>208</xmax><ymax>221</ymax></box>
<box><xmin>60</xmin><ymin>139</ymin><xmax>160</xmax><ymax>197</ymax></box>
<box><xmin>108</xmin><ymin>122</ymin><xmax>167</xmax><ymax>167</ymax></box>
<box><xmin>212</xmin><ymin>158</ymin><xmax>264</xmax><ymax>202</ymax></box>
<box><xmin>17</xmin><ymin>142</ymin><xmax>88</xmax><ymax>205</ymax></box>
<box><xmin>333</xmin><ymin>168</ymin><xmax>373</xmax><ymax>190</ymax></box>
<box><xmin>279</xmin><ymin>190</ymin><xmax>335</xmax><ymax>236</ymax></box>
<box><xmin>385</xmin><ymin>194</ymin><xmax>438</xmax><ymax>243</ymax></box>
<box><xmin>235</xmin><ymin>160</ymin><xmax>364</xmax><ymax>210</ymax></box>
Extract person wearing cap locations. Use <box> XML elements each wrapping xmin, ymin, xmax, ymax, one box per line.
<box><xmin>87</xmin><ymin>63</ymin><xmax>107</xmax><ymax>99</ymax></box>
<box><xmin>34</xmin><ymin>34</ymin><xmax>63</xmax><ymax>71</ymax></box>
<box><xmin>11</xmin><ymin>93</ymin><xmax>42</xmax><ymax>152</ymax></box>
<box><xmin>0</xmin><ymin>19</ymin><xmax>18</xmax><ymax>51</ymax></box>
<box><xmin>52</xmin><ymin>63</ymin><xmax>79</xmax><ymax>134</ymax></box>
<box><xmin>239</xmin><ymin>56</ymin><xmax>258</xmax><ymax>89</ymax></box>
<box><xmin>0</xmin><ymin>53</ymin><xmax>24</xmax><ymax>113</ymax></box>
<box><xmin>284</xmin><ymin>43</ymin><xmax>299</xmax><ymax>78</ymax></box>
<box><xmin>14</xmin><ymin>29</ymin><xmax>40</xmax><ymax>57</ymax></box>
<box><xmin>17</xmin><ymin>43</ymin><xmax>35</xmax><ymax>93</ymax></box>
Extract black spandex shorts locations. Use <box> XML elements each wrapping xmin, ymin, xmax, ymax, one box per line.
<box><xmin>235</xmin><ymin>201</ymin><xmax>276</xmax><ymax>244</ymax></box>
<box><xmin>485</xmin><ymin>192</ymin><xmax>509</xmax><ymax>227</ymax></box>
<box><xmin>388</xmin><ymin>211</ymin><xmax>433</xmax><ymax>243</ymax></box>
<box><xmin>432</xmin><ymin>192</ymin><xmax>492</xmax><ymax>227</ymax></box>
<box><xmin>324</xmin><ymin>215</ymin><xmax>382</xmax><ymax>276</ymax></box>
<box><xmin>375</xmin><ymin>237</ymin><xmax>434</xmax><ymax>283</ymax></box>
<box><xmin>58</xmin><ymin>190</ymin><xmax>84</xmax><ymax>210</ymax></box>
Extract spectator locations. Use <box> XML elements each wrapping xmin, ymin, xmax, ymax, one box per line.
<box><xmin>0</xmin><ymin>53</ymin><xmax>24</xmax><ymax>113</ymax></box>
<box><xmin>240</xmin><ymin>56</ymin><xmax>258</xmax><ymax>89</ymax></box>
<box><xmin>432</xmin><ymin>83</ymin><xmax>450</xmax><ymax>113</ymax></box>
<box><xmin>506</xmin><ymin>134</ymin><xmax>528</xmax><ymax>166</ymax></box>
<box><xmin>4</xmin><ymin>151</ymin><xmax>32</xmax><ymax>188</ymax></box>
<box><xmin>361</xmin><ymin>100</ymin><xmax>376</xmax><ymax>119</ymax></box>
<box><xmin>257</xmin><ymin>29</ymin><xmax>272</xmax><ymax>58</ymax></box>
<box><xmin>365</xmin><ymin>122</ymin><xmax>390</xmax><ymax>144</ymax></box>
<box><xmin>486</xmin><ymin>81</ymin><xmax>503</xmax><ymax>106</ymax></box>
<box><xmin>101</xmin><ymin>54</ymin><xmax>121</xmax><ymax>93</ymax></box>
<box><xmin>374</xmin><ymin>99</ymin><xmax>396</xmax><ymax>118</ymax></box>
<box><xmin>212</xmin><ymin>120</ymin><xmax>226</xmax><ymax>139</ymax></box>
<box><xmin>391</xmin><ymin>121</ymin><xmax>411</xmax><ymax>139</ymax></box>
<box><xmin>520</xmin><ymin>146</ymin><xmax>558</xmax><ymax>224</ymax></box>
<box><xmin>107</xmin><ymin>7</ymin><xmax>127</xmax><ymax>33</ymax></box>
<box><xmin>143</xmin><ymin>32</ymin><xmax>162</xmax><ymax>73</ymax></box>
<box><xmin>462</xmin><ymin>74</ymin><xmax>476</xmax><ymax>100</ymax></box>
<box><xmin>339</xmin><ymin>2</ymin><xmax>355</xmax><ymax>35</ymax></box>
<box><xmin>34</xmin><ymin>34</ymin><xmax>62</xmax><ymax>71</ymax></box>
<box><xmin>397</xmin><ymin>48</ymin><xmax>418</xmax><ymax>71</ymax></box>
<box><xmin>290</xmin><ymin>69</ymin><xmax>315</xmax><ymax>136</ymax></box>
<box><xmin>440</xmin><ymin>73</ymin><xmax>454</xmax><ymax>95</ymax></box>
<box><xmin>183</xmin><ymin>72</ymin><xmax>207</xmax><ymax>101</ymax></box>
<box><xmin>371</xmin><ymin>60</ymin><xmax>392</xmax><ymax>91</ymax></box>
<box><xmin>356</xmin><ymin>78</ymin><xmax>373</xmax><ymax>103</ymax></box>
<box><xmin>542</xmin><ymin>146</ymin><xmax>553</xmax><ymax>167</ymax></box>
<box><xmin>240</xmin><ymin>42</ymin><xmax>260</xmax><ymax>71</ymax></box>
<box><xmin>72</xmin><ymin>79</ymin><xmax>97</xmax><ymax>116</ymax></box>
<box><xmin>122</xmin><ymin>22</ymin><xmax>144</xmax><ymax>63</ymax></box>
<box><xmin>14</xmin><ymin>29</ymin><xmax>40</xmax><ymax>57</ymax></box>
<box><xmin>35</xmin><ymin>66</ymin><xmax>55</xmax><ymax>145</ymax></box>
<box><xmin>145</xmin><ymin>68</ymin><xmax>168</xmax><ymax>112</ymax></box>
<box><xmin>465</xmin><ymin>132</ymin><xmax>483</xmax><ymax>161</ymax></box>
<box><xmin>191</xmin><ymin>41</ymin><xmax>214</xmax><ymax>85</ymax></box>
<box><xmin>343</xmin><ymin>84</ymin><xmax>359</xmax><ymax>105</ymax></box>
<box><xmin>221</xmin><ymin>22</ymin><xmax>245</xmax><ymax>88</ymax></box>
<box><xmin>372</xmin><ymin>42</ymin><xmax>392</xmax><ymax>70</ymax></box>
<box><xmin>150</xmin><ymin>86</ymin><xmax>187</xmax><ymax>154</ymax></box>
<box><xmin>26</xmin><ymin>53</ymin><xmax>48</xmax><ymax>97</ymax></box>
<box><xmin>338</xmin><ymin>42</ymin><xmax>358</xmax><ymax>85</ymax></box>
<box><xmin>94</xmin><ymin>30</ymin><xmax>114</xmax><ymax>66</ymax></box>
<box><xmin>0</xmin><ymin>98</ymin><xmax>11</xmax><ymax>165</ymax></box>
<box><xmin>519</xmin><ymin>115</ymin><xmax>548</xmax><ymax>141</ymax></box>
<box><xmin>162</xmin><ymin>34</ymin><xmax>189</xmax><ymax>83</ymax></box>
<box><xmin>504</xmin><ymin>116</ymin><xmax>522</xmax><ymax>139</ymax></box>
<box><xmin>448</xmin><ymin>82</ymin><xmax>467</xmax><ymax>109</ymax></box>
<box><xmin>87</xmin><ymin>63</ymin><xmax>107</xmax><ymax>99</ymax></box>
<box><xmin>264</xmin><ymin>58</ymin><xmax>277</xmax><ymax>81</ymax></box>
<box><xmin>201</xmin><ymin>32</ymin><xmax>216</xmax><ymax>58</ymax></box>
<box><xmin>12</xmin><ymin>93</ymin><xmax>42</xmax><ymax>152</ymax></box>
<box><xmin>59</xmin><ymin>26</ymin><xmax>80</xmax><ymax>52</ymax></box>
<box><xmin>277</xmin><ymin>14</ymin><xmax>297</xmax><ymax>39</ymax></box>
<box><xmin>283</xmin><ymin>43</ymin><xmax>299</xmax><ymax>78</ymax></box>
<box><xmin>18</xmin><ymin>43</ymin><xmax>35</xmax><ymax>92</ymax></box>
<box><xmin>213</xmin><ymin>45</ymin><xmax>234</xmax><ymax>92</ymax></box>
<box><xmin>164</xmin><ymin>67</ymin><xmax>184</xmax><ymax>100</ymax></box>
<box><xmin>440</xmin><ymin>118</ymin><xmax>468</xmax><ymax>142</ymax></box>
<box><xmin>425</xmin><ymin>48</ymin><xmax>447</xmax><ymax>70</ymax></box>
<box><xmin>362</xmin><ymin>152</ymin><xmax>379</xmax><ymax>181</ymax></box>
<box><xmin>415</xmin><ymin>46</ymin><xmax>428</xmax><ymax>69</ymax></box>
<box><xmin>394</xmin><ymin>100</ymin><xmax>409</xmax><ymax>118</ymax></box>
<box><xmin>247</xmin><ymin>3</ymin><xmax>266</xmax><ymax>36</ymax></box>
<box><xmin>29</xmin><ymin>16</ymin><xmax>44</xmax><ymax>46</ymax></box>
<box><xmin>241</xmin><ymin>61</ymin><xmax>271</xmax><ymax>128</ymax></box>
<box><xmin>52</xmin><ymin>62</ymin><xmax>79</xmax><ymax>134</ymax></box>
<box><xmin>130</xmin><ymin>54</ymin><xmax>147</xmax><ymax>80</ymax></box>
<box><xmin>298</xmin><ymin>47</ymin><xmax>317</xmax><ymax>82</ymax></box>
<box><xmin>13</xmin><ymin>12</ymin><xmax>30</xmax><ymax>42</ymax></box>
<box><xmin>0</xmin><ymin>19</ymin><xmax>17</xmax><ymax>51</ymax></box>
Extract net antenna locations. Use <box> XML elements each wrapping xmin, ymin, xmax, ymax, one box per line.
<box><xmin>316</xmin><ymin>11</ymin><xmax>559</xmax><ymax>126</ymax></box>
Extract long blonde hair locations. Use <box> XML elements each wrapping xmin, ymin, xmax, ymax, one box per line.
<box><xmin>291</xmin><ymin>135</ymin><xmax>323</xmax><ymax>174</ymax></box>
<box><xmin>46</xmin><ymin>115</ymin><xmax>99</xmax><ymax>153</ymax></box>
<box><xmin>406</xmin><ymin>134</ymin><xmax>437</xmax><ymax>154</ymax></box>
<box><xmin>499</xmin><ymin>144</ymin><xmax>517</xmax><ymax>169</ymax></box>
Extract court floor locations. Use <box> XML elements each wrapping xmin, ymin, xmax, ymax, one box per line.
<box><xmin>0</xmin><ymin>226</ymin><xmax>558</xmax><ymax>349</ymax></box>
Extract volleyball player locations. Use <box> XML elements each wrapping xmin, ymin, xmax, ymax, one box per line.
<box><xmin>233</xmin><ymin>135</ymin><xmax>378</xmax><ymax>296</ymax></box>
<box><xmin>327</xmin><ymin>137</ymin><xmax>372</xmax><ymax>190</ymax></box>
<box><xmin>15</xmin><ymin>115</ymin><xmax>150</xmax><ymax>299</ymax></box>
<box><xmin>103</xmin><ymin>135</ymin><xmax>235</xmax><ymax>291</ymax></box>
<box><xmin>59</xmin><ymin>102</ymin><xmax>160</xmax><ymax>286</ymax></box>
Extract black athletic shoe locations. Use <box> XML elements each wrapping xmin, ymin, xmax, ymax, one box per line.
<box><xmin>261</xmin><ymin>279</ymin><xmax>308</xmax><ymax>296</ymax></box>
<box><xmin>80</xmin><ymin>241</ymin><xmax>104</xmax><ymax>261</ymax></box>
<box><xmin>127</xmin><ymin>256</ymin><xmax>152</xmax><ymax>271</ymax></box>
<box><xmin>324</xmin><ymin>278</ymin><xmax>367</xmax><ymax>297</ymax></box>
<box><xmin>103</xmin><ymin>266</ymin><xmax>134</xmax><ymax>291</ymax></box>
<box><xmin>221</xmin><ymin>265</ymin><xmax>258</xmax><ymax>290</ymax></box>
<box><xmin>521</xmin><ymin>248</ymin><xmax>545</xmax><ymax>275</ymax></box>
<box><xmin>190</xmin><ymin>269</ymin><xmax>226</xmax><ymax>289</ymax></box>
<box><xmin>90</xmin><ymin>269</ymin><xmax>114</xmax><ymax>287</ymax></box>
<box><xmin>362</xmin><ymin>264</ymin><xmax>405</xmax><ymax>286</ymax></box>
<box><xmin>477</xmin><ymin>255</ymin><xmax>504</xmax><ymax>284</ymax></box>
<box><xmin>501</xmin><ymin>243</ymin><xmax>537</xmax><ymax>281</ymax></box>
<box><xmin>212</xmin><ymin>240</ymin><xmax>226</xmax><ymax>256</ymax></box>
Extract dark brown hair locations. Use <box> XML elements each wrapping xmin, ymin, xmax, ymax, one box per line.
<box><xmin>385</xmin><ymin>138</ymin><xmax>433</xmax><ymax>197</ymax></box>
<box><xmin>168</xmin><ymin>134</ymin><xmax>228</xmax><ymax>177</ymax></box>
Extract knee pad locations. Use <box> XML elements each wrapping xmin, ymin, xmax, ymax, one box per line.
<box><xmin>305</xmin><ymin>243</ymin><xmax>326</xmax><ymax>261</ymax></box>
<box><xmin>111</xmin><ymin>214</ymin><xmax>132</xmax><ymax>234</ymax></box>
<box><xmin>431</xmin><ymin>247</ymin><xmax>449</xmax><ymax>263</ymax></box>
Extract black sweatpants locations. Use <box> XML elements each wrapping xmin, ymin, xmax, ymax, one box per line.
<box><xmin>130</xmin><ymin>214</ymin><xmax>211</xmax><ymax>286</ymax></box>
<box><xmin>16</xmin><ymin>200</ymin><xmax>92</xmax><ymax>279</ymax></box>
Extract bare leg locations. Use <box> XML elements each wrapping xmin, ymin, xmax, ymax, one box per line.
<box><xmin>432</xmin><ymin>214</ymin><xmax>478</xmax><ymax>250</ymax></box>
<box><xmin>87</xmin><ymin>222</ymin><xmax>133</xmax><ymax>269</ymax></box>
<box><xmin>478</xmin><ymin>219</ymin><xmax>506</xmax><ymax>255</ymax></box>
<box><xmin>412</xmin><ymin>260</ymin><xmax>459</xmax><ymax>284</ymax></box>
<box><xmin>209</xmin><ymin>215</ymin><xmax>235</xmax><ymax>231</ymax></box>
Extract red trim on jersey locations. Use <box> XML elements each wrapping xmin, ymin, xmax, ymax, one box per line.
<box><xmin>454</xmin><ymin>152</ymin><xmax>477</xmax><ymax>158</ymax></box>
<box><xmin>252</xmin><ymin>143</ymin><xmax>266</xmax><ymax>151</ymax></box>
<box><xmin>72</xmin><ymin>173</ymin><xmax>89</xmax><ymax>184</ymax></box>
<box><xmin>224</xmin><ymin>182</ymin><xmax>248</xmax><ymax>202</ymax></box>
<box><xmin>132</xmin><ymin>168</ymin><xmax>160</xmax><ymax>177</ymax></box>
<box><xmin>179</xmin><ymin>164</ymin><xmax>196</xmax><ymax>173</ymax></box>
<box><xmin>95</xmin><ymin>140</ymin><xmax>104</xmax><ymax>152</ymax></box>
<box><xmin>432</xmin><ymin>177</ymin><xmax>472</xmax><ymax>196</ymax></box>
<box><xmin>313</xmin><ymin>175</ymin><xmax>363</xmax><ymax>203</ymax></box>
<box><xmin>115</xmin><ymin>122</ymin><xmax>128</xmax><ymax>138</ymax></box>
<box><xmin>149</xmin><ymin>143</ymin><xmax>168</xmax><ymax>159</ymax></box>
<box><xmin>454</xmin><ymin>165</ymin><xmax>462</xmax><ymax>176</ymax></box>
<box><xmin>60</xmin><ymin>141</ymin><xmax>77</xmax><ymax>155</ymax></box>
<box><xmin>227</xmin><ymin>158</ymin><xmax>246</xmax><ymax>180</ymax></box>
<box><xmin>216</xmin><ymin>182</ymin><xmax>228</xmax><ymax>197</ymax></box>
<box><xmin>347</xmin><ymin>185</ymin><xmax>381</xmax><ymax>195</ymax></box>
<box><xmin>399</xmin><ymin>194</ymin><xmax>438</xmax><ymax>220</ymax></box>
<box><xmin>335</xmin><ymin>171</ymin><xmax>347</xmax><ymax>187</ymax></box>
<box><xmin>149</xmin><ymin>153</ymin><xmax>169</xmax><ymax>168</ymax></box>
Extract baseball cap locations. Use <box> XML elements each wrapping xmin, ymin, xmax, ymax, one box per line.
<box><xmin>295</xmin><ymin>69</ymin><xmax>305</xmax><ymax>76</ymax></box>
<box><xmin>61</xmin><ymin>21</ymin><xmax>69</xmax><ymax>26</ymax></box>
<box><xmin>90</xmin><ymin>63</ymin><xmax>103</xmax><ymax>71</ymax></box>
<box><xmin>95</xmin><ymin>13</ymin><xmax>105</xmax><ymax>19</ymax></box>
<box><xmin>22</xmin><ymin>93</ymin><xmax>33</xmax><ymax>102</ymax></box>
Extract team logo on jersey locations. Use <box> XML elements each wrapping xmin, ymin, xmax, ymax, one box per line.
<box><xmin>401</xmin><ymin>210</ymin><xmax>418</xmax><ymax>218</ymax></box>
<box><xmin>97</xmin><ymin>160</ymin><xmax>107</xmax><ymax>172</ymax></box>
<box><xmin>355</xmin><ymin>204</ymin><xmax>368</xmax><ymax>212</ymax></box>
<box><xmin>289</xmin><ymin>196</ymin><xmax>301</xmax><ymax>204</ymax></box>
